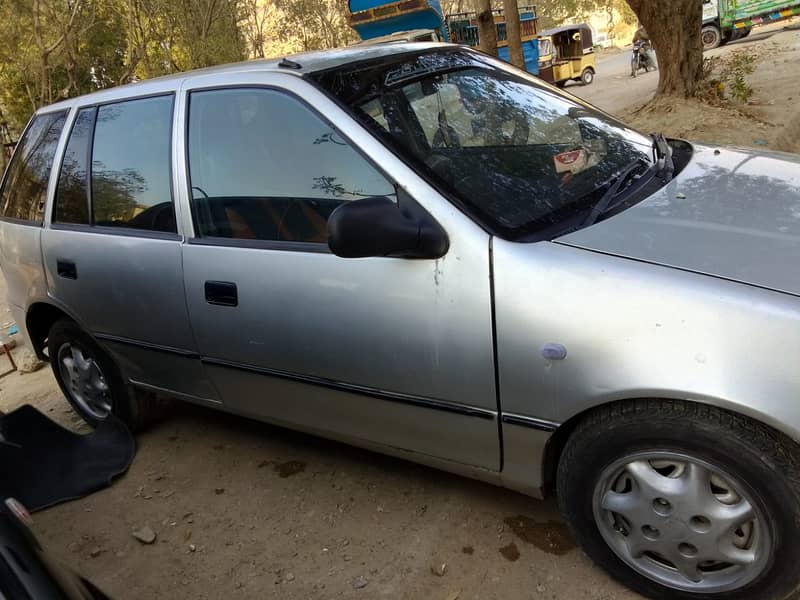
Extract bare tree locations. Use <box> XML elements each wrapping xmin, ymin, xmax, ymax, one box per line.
<box><xmin>31</xmin><ymin>0</ymin><xmax>86</xmax><ymax>105</ymax></box>
<box><xmin>240</xmin><ymin>0</ymin><xmax>268</xmax><ymax>58</ymax></box>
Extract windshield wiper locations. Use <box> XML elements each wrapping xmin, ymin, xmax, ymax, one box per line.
<box><xmin>581</xmin><ymin>157</ymin><xmax>651</xmax><ymax>228</ymax></box>
<box><xmin>652</xmin><ymin>133</ymin><xmax>675</xmax><ymax>181</ymax></box>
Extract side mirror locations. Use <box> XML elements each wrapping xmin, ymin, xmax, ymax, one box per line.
<box><xmin>327</xmin><ymin>197</ymin><xmax>448</xmax><ymax>259</ymax></box>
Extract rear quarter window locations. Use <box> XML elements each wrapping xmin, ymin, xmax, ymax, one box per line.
<box><xmin>54</xmin><ymin>107</ymin><xmax>96</xmax><ymax>225</ymax></box>
<box><xmin>0</xmin><ymin>111</ymin><xmax>67</xmax><ymax>224</ymax></box>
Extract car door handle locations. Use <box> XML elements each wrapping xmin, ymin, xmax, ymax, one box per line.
<box><xmin>57</xmin><ymin>260</ymin><xmax>77</xmax><ymax>280</ymax></box>
<box><xmin>204</xmin><ymin>281</ymin><xmax>238</xmax><ymax>307</ymax></box>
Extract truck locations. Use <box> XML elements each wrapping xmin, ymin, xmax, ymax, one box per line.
<box><xmin>348</xmin><ymin>0</ymin><xmax>449</xmax><ymax>42</ymax></box>
<box><xmin>347</xmin><ymin>0</ymin><xmax>542</xmax><ymax>75</ymax></box>
<box><xmin>702</xmin><ymin>0</ymin><xmax>800</xmax><ymax>49</ymax></box>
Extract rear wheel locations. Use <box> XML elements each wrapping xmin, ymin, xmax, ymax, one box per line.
<box><xmin>555</xmin><ymin>80</ymin><xmax>567</xmax><ymax>88</ymax></box>
<box><xmin>581</xmin><ymin>68</ymin><xmax>594</xmax><ymax>85</ymax></box>
<box><xmin>702</xmin><ymin>25</ymin><xmax>723</xmax><ymax>50</ymax></box>
<box><xmin>47</xmin><ymin>318</ymin><xmax>156</xmax><ymax>431</ymax></box>
<box><xmin>557</xmin><ymin>400</ymin><xmax>800</xmax><ymax>600</ymax></box>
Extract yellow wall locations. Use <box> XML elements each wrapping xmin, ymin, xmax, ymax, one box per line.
<box><xmin>583</xmin><ymin>8</ymin><xmax>637</xmax><ymax>48</ymax></box>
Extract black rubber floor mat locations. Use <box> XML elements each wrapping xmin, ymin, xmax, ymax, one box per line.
<box><xmin>0</xmin><ymin>405</ymin><xmax>135</xmax><ymax>512</ymax></box>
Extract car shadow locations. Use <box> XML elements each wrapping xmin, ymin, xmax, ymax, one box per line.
<box><xmin>145</xmin><ymin>399</ymin><xmax>562</xmax><ymax>520</ymax></box>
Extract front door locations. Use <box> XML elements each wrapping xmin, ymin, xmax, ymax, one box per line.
<box><xmin>178</xmin><ymin>75</ymin><xmax>499</xmax><ymax>469</ymax></box>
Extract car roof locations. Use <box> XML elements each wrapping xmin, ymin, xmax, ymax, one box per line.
<box><xmin>40</xmin><ymin>42</ymin><xmax>453</xmax><ymax>113</ymax></box>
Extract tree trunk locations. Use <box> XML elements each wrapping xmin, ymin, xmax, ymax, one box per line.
<box><xmin>502</xmin><ymin>0</ymin><xmax>525</xmax><ymax>69</ymax></box>
<box><xmin>627</xmin><ymin>0</ymin><xmax>703</xmax><ymax>97</ymax></box>
<box><xmin>476</xmin><ymin>0</ymin><xmax>497</xmax><ymax>57</ymax></box>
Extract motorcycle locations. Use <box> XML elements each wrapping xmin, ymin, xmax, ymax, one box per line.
<box><xmin>630</xmin><ymin>40</ymin><xmax>657</xmax><ymax>77</ymax></box>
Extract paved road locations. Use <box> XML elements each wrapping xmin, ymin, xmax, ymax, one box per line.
<box><xmin>564</xmin><ymin>48</ymin><xmax>658</xmax><ymax>113</ymax></box>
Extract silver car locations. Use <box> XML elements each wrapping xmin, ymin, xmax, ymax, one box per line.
<box><xmin>2</xmin><ymin>44</ymin><xmax>800</xmax><ymax>600</ymax></box>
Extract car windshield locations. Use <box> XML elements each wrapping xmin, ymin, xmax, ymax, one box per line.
<box><xmin>312</xmin><ymin>49</ymin><xmax>659</xmax><ymax>241</ymax></box>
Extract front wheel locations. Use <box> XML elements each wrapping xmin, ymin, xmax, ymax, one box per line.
<box><xmin>581</xmin><ymin>68</ymin><xmax>594</xmax><ymax>85</ymax></box>
<box><xmin>558</xmin><ymin>400</ymin><xmax>800</xmax><ymax>600</ymax></box>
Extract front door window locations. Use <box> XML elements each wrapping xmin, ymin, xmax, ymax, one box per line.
<box><xmin>187</xmin><ymin>88</ymin><xmax>395</xmax><ymax>244</ymax></box>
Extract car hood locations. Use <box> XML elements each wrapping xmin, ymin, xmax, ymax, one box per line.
<box><xmin>558</xmin><ymin>144</ymin><xmax>800</xmax><ymax>296</ymax></box>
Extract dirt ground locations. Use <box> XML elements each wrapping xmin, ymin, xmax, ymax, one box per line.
<box><xmin>572</xmin><ymin>22</ymin><xmax>800</xmax><ymax>154</ymax></box>
<box><xmin>2</xmin><ymin>24</ymin><xmax>800</xmax><ymax>600</ymax></box>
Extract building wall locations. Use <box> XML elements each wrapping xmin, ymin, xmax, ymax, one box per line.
<box><xmin>584</xmin><ymin>8</ymin><xmax>637</xmax><ymax>48</ymax></box>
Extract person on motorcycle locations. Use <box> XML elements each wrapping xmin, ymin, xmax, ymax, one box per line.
<box><xmin>631</xmin><ymin>26</ymin><xmax>657</xmax><ymax>74</ymax></box>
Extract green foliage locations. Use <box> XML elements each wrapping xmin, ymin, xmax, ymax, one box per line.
<box><xmin>696</xmin><ymin>55</ymin><xmax>726</xmax><ymax>103</ymax></box>
<box><xmin>720</xmin><ymin>50</ymin><xmax>756</xmax><ymax>103</ymax></box>
<box><xmin>697</xmin><ymin>50</ymin><xmax>757</xmax><ymax>105</ymax></box>
<box><xmin>0</xmin><ymin>0</ymin><xmax>246</xmax><ymax>133</ymax></box>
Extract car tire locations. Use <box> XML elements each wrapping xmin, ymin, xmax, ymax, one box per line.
<box><xmin>581</xmin><ymin>68</ymin><xmax>594</xmax><ymax>85</ymax></box>
<box><xmin>557</xmin><ymin>399</ymin><xmax>800</xmax><ymax>600</ymax></box>
<box><xmin>702</xmin><ymin>25</ymin><xmax>723</xmax><ymax>50</ymax></box>
<box><xmin>47</xmin><ymin>318</ymin><xmax>156</xmax><ymax>431</ymax></box>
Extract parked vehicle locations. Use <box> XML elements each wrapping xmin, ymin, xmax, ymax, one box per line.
<box><xmin>347</xmin><ymin>0</ymin><xmax>448</xmax><ymax>42</ymax></box>
<box><xmin>445</xmin><ymin>6</ymin><xmax>541</xmax><ymax>75</ymax></box>
<box><xmin>0</xmin><ymin>497</ymin><xmax>109</xmax><ymax>599</ymax></box>
<box><xmin>4</xmin><ymin>43</ymin><xmax>800</xmax><ymax>600</ymax></box>
<box><xmin>702</xmin><ymin>0</ymin><xmax>800</xmax><ymax>49</ymax></box>
<box><xmin>347</xmin><ymin>0</ymin><xmax>543</xmax><ymax>75</ymax></box>
<box><xmin>536</xmin><ymin>23</ymin><xmax>596</xmax><ymax>87</ymax></box>
<box><xmin>630</xmin><ymin>39</ymin><xmax>657</xmax><ymax>77</ymax></box>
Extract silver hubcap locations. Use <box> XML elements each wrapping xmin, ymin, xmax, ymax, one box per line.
<box><xmin>593</xmin><ymin>451</ymin><xmax>770</xmax><ymax>593</ymax></box>
<box><xmin>57</xmin><ymin>342</ymin><xmax>111</xmax><ymax>420</ymax></box>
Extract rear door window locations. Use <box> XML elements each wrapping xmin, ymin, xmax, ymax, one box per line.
<box><xmin>0</xmin><ymin>111</ymin><xmax>67</xmax><ymax>223</ymax></box>
<box><xmin>90</xmin><ymin>95</ymin><xmax>176</xmax><ymax>233</ymax></box>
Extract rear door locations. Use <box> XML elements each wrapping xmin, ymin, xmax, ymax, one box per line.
<box><xmin>41</xmin><ymin>91</ymin><xmax>217</xmax><ymax>403</ymax></box>
<box><xmin>177</xmin><ymin>72</ymin><xmax>499</xmax><ymax>469</ymax></box>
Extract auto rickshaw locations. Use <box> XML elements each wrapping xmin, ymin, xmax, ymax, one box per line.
<box><xmin>537</xmin><ymin>23</ymin><xmax>596</xmax><ymax>87</ymax></box>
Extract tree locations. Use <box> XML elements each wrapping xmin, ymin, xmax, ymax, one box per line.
<box><xmin>173</xmin><ymin>0</ymin><xmax>245</xmax><ymax>69</ymax></box>
<box><xmin>239</xmin><ymin>0</ymin><xmax>269</xmax><ymax>58</ymax></box>
<box><xmin>0</xmin><ymin>0</ymin><xmax>251</xmax><ymax>133</ymax></box>
<box><xmin>476</xmin><ymin>0</ymin><xmax>497</xmax><ymax>56</ymax></box>
<box><xmin>626</xmin><ymin>0</ymin><xmax>703</xmax><ymax>97</ymax></box>
<box><xmin>0</xmin><ymin>0</ymin><xmax>129</xmax><ymax>128</ymax></box>
<box><xmin>503</xmin><ymin>0</ymin><xmax>525</xmax><ymax>69</ymax></box>
<box><xmin>267</xmin><ymin>0</ymin><xmax>354</xmax><ymax>53</ymax></box>
<box><xmin>0</xmin><ymin>109</ymin><xmax>13</xmax><ymax>174</ymax></box>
